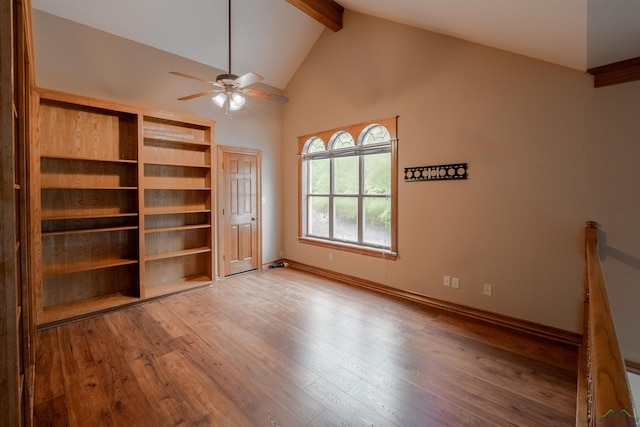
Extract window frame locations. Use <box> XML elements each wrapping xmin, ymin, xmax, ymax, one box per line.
<box><xmin>297</xmin><ymin>117</ymin><xmax>398</xmax><ymax>260</ymax></box>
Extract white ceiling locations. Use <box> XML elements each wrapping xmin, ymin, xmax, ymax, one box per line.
<box><xmin>32</xmin><ymin>0</ymin><xmax>640</xmax><ymax>90</ymax></box>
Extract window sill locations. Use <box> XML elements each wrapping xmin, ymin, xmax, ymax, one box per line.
<box><xmin>298</xmin><ymin>236</ymin><xmax>397</xmax><ymax>260</ymax></box>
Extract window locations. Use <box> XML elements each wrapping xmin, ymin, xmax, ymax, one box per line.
<box><xmin>298</xmin><ymin>117</ymin><xmax>397</xmax><ymax>259</ymax></box>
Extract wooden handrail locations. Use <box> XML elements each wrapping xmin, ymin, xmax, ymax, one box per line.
<box><xmin>578</xmin><ymin>221</ymin><xmax>638</xmax><ymax>426</ymax></box>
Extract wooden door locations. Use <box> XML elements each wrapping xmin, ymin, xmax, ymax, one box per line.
<box><xmin>221</xmin><ymin>149</ymin><xmax>261</xmax><ymax>276</ymax></box>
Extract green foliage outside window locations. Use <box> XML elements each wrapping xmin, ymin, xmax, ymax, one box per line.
<box><xmin>308</xmin><ymin>153</ymin><xmax>390</xmax><ymax>230</ymax></box>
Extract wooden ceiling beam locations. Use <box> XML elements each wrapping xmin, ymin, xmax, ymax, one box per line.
<box><xmin>285</xmin><ymin>0</ymin><xmax>344</xmax><ymax>32</ymax></box>
<box><xmin>588</xmin><ymin>56</ymin><xmax>640</xmax><ymax>88</ymax></box>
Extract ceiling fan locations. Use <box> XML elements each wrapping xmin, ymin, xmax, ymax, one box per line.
<box><xmin>170</xmin><ymin>0</ymin><xmax>289</xmax><ymax>116</ymax></box>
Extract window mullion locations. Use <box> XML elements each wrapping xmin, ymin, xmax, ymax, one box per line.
<box><xmin>358</xmin><ymin>154</ymin><xmax>364</xmax><ymax>244</ymax></box>
<box><xmin>329</xmin><ymin>157</ymin><xmax>334</xmax><ymax>240</ymax></box>
<box><xmin>305</xmin><ymin>161</ymin><xmax>310</xmax><ymax>236</ymax></box>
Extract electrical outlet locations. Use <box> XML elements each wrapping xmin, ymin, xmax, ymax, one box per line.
<box><xmin>483</xmin><ymin>283</ymin><xmax>493</xmax><ymax>296</ymax></box>
<box><xmin>443</xmin><ymin>275</ymin><xmax>451</xmax><ymax>287</ymax></box>
<box><xmin>328</xmin><ymin>253</ymin><xmax>333</xmax><ymax>262</ymax></box>
<box><xmin>451</xmin><ymin>277</ymin><xmax>459</xmax><ymax>289</ymax></box>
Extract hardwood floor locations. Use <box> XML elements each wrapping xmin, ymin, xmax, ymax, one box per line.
<box><xmin>34</xmin><ymin>268</ymin><xmax>578</xmax><ymax>426</ymax></box>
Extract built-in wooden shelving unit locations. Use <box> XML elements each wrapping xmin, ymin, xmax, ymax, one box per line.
<box><xmin>35</xmin><ymin>89</ymin><xmax>215</xmax><ymax>326</ymax></box>
<box><xmin>38</xmin><ymin>97</ymin><xmax>140</xmax><ymax>325</ymax></box>
<box><xmin>140</xmin><ymin>115</ymin><xmax>214</xmax><ymax>299</ymax></box>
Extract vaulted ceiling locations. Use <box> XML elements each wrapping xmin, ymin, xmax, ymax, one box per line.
<box><xmin>32</xmin><ymin>0</ymin><xmax>640</xmax><ymax>90</ymax></box>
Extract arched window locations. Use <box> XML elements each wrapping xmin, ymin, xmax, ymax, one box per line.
<box><xmin>305</xmin><ymin>136</ymin><xmax>326</xmax><ymax>153</ymax></box>
<box><xmin>298</xmin><ymin>117</ymin><xmax>398</xmax><ymax>259</ymax></box>
<box><xmin>329</xmin><ymin>131</ymin><xmax>355</xmax><ymax>150</ymax></box>
<box><xmin>360</xmin><ymin>124</ymin><xmax>391</xmax><ymax>146</ymax></box>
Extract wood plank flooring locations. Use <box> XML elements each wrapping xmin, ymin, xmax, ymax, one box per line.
<box><xmin>34</xmin><ymin>268</ymin><xmax>578</xmax><ymax>426</ymax></box>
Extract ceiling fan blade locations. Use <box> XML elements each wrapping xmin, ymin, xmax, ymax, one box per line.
<box><xmin>177</xmin><ymin>89</ymin><xmax>219</xmax><ymax>101</ymax></box>
<box><xmin>170</xmin><ymin>71</ymin><xmax>223</xmax><ymax>87</ymax></box>
<box><xmin>243</xmin><ymin>88</ymin><xmax>289</xmax><ymax>104</ymax></box>
<box><xmin>234</xmin><ymin>72</ymin><xmax>263</xmax><ymax>88</ymax></box>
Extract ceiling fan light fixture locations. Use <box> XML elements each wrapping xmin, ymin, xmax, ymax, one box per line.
<box><xmin>212</xmin><ymin>92</ymin><xmax>227</xmax><ymax>107</ymax></box>
<box><xmin>230</xmin><ymin>92</ymin><xmax>246</xmax><ymax>110</ymax></box>
<box><xmin>212</xmin><ymin>91</ymin><xmax>245</xmax><ymax>112</ymax></box>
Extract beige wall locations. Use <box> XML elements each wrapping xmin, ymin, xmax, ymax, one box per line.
<box><xmin>586</xmin><ymin>80</ymin><xmax>640</xmax><ymax>362</ymax></box>
<box><xmin>283</xmin><ymin>11</ymin><xmax>591</xmax><ymax>333</ymax></box>
<box><xmin>32</xmin><ymin>10</ymin><xmax>286</xmax><ymax>266</ymax></box>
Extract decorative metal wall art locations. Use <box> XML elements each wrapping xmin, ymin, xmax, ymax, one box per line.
<box><xmin>404</xmin><ymin>163</ymin><xmax>468</xmax><ymax>182</ymax></box>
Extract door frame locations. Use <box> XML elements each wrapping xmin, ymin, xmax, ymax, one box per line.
<box><xmin>216</xmin><ymin>145</ymin><xmax>262</xmax><ymax>278</ymax></box>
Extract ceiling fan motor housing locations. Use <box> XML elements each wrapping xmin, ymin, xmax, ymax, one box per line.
<box><xmin>216</xmin><ymin>73</ymin><xmax>239</xmax><ymax>85</ymax></box>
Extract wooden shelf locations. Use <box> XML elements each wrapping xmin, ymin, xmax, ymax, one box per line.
<box><xmin>42</xmin><ymin>212</ymin><xmax>138</xmax><ymax>221</ymax></box>
<box><xmin>144</xmin><ymin>186</ymin><xmax>211</xmax><ymax>191</ymax></box>
<box><xmin>145</xmin><ymin>247</ymin><xmax>211</xmax><ymax>262</ymax></box>
<box><xmin>145</xmin><ymin>224</ymin><xmax>210</xmax><ymax>234</ymax></box>
<box><xmin>41</xmin><ymin>157</ymin><xmax>137</xmax><ymax>189</ymax></box>
<box><xmin>145</xmin><ymin>160</ymin><xmax>210</xmax><ymax>168</ymax></box>
<box><xmin>144</xmin><ymin>276</ymin><xmax>212</xmax><ymax>299</ymax></box>
<box><xmin>42</xmin><ymin>186</ymin><xmax>137</xmax><ymax>190</ymax></box>
<box><xmin>144</xmin><ymin>135</ymin><xmax>210</xmax><ymax>147</ymax></box>
<box><xmin>42</xmin><ymin>226</ymin><xmax>138</xmax><ymax>237</ymax></box>
<box><xmin>143</xmin><ymin>142</ymin><xmax>210</xmax><ymax>169</ymax></box>
<box><xmin>43</xmin><ymin>258</ymin><xmax>138</xmax><ymax>277</ymax></box>
<box><xmin>41</xmin><ymin>292</ymin><xmax>140</xmax><ymax>326</ymax></box>
<box><xmin>41</xmin><ymin>188</ymin><xmax>138</xmax><ymax>220</ymax></box>
<box><xmin>144</xmin><ymin>209</ymin><xmax>212</xmax><ymax>216</ymax></box>
<box><xmin>41</xmin><ymin>154</ymin><xmax>137</xmax><ymax>164</ymax></box>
